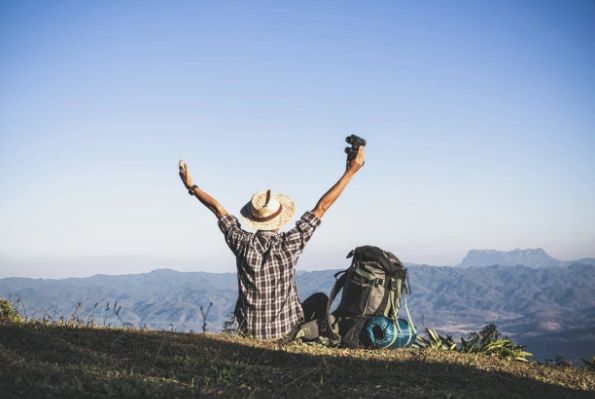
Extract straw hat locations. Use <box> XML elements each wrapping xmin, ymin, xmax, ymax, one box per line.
<box><xmin>240</xmin><ymin>189</ymin><xmax>295</xmax><ymax>231</ymax></box>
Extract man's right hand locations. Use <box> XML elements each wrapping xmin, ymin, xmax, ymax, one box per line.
<box><xmin>346</xmin><ymin>146</ymin><xmax>365</xmax><ymax>175</ymax></box>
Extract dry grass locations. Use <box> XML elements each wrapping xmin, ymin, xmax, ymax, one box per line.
<box><xmin>1</xmin><ymin>321</ymin><xmax>594</xmax><ymax>398</ymax></box>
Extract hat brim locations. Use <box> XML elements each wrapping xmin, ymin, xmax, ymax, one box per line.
<box><xmin>240</xmin><ymin>193</ymin><xmax>296</xmax><ymax>231</ymax></box>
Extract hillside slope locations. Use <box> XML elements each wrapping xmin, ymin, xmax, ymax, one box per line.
<box><xmin>1</xmin><ymin>322</ymin><xmax>594</xmax><ymax>398</ymax></box>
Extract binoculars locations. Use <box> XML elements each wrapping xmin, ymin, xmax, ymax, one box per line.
<box><xmin>344</xmin><ymin>135</ymin><xmax>366</xmax><ymax>162</ymax></box>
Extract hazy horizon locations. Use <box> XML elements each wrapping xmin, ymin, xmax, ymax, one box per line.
<box><xmin>1</xmin><ymin>246</ymin><xmax>593</xmax><ymax>280</ymax></box>
<box><xmin>2</xmin><ymin>1</ymin><xmax>594</xmax><ymax>280</ymax></box>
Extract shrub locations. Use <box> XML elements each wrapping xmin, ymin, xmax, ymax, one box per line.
<box><xmin>415</xmin><ymin>323</ymin><xmax>533</xmax><ymax>362</ymax></box>
<box><xmin>581</xmin><ymin>355</ymin><xmax>595</xmax><ymax>370</ymax></box>
<box><xmin>545</xmin><ymin>354</ymin><xmax>573</xmax><ymax>368</ymax></box>
<box><xmin>0</xmin><ymin>298</ymin><xmax>23</xmax><ymax>323</ymax></box>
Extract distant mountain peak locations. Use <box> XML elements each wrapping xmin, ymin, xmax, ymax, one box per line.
<box><xmin>149</xmin><ymin>268</ymin><xmax>180</xmax><ymax>275</ymax></box>
<box><xmin>458</xmin><ymin>248</ymin><xmax>561</xmax><ymax>268</ymax></box>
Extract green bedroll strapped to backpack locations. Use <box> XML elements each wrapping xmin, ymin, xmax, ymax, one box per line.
<box><xmin>295</xmin><ymin>245</ymin><xmax>417</xmax><ymax>349</ymax></box>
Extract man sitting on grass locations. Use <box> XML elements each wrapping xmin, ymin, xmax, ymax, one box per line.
<box><xmin>178</xmin><ymin>146</ymin><xmax>364</xmax><ymax>339</ymax></box>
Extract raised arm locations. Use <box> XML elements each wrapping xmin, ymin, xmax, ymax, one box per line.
<box><xmin>312</xmin><ymin>146</ymin><xmax>365</xmax><ymax>219</ymax></box>
<box><xmin>179</xmin><ymin>159</ymin><xmax>228</xmax><ymax>219</ymax></box>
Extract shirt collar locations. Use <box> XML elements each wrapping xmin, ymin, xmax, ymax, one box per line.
<box><xmin>256</xmin><ymin>230</ymin><xmax>278</xmax><ymax>237</ymax></box>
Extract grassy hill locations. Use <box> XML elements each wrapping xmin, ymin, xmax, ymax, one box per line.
<box><xmin>1</xmin><ymin>320</ymin><xmax>594</xmax><ymax>398</ymax></box>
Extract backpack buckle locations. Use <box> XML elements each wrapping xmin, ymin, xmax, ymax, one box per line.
<box><xmin>390</xmin><ymin>278</ymin><xmax>398</xmax><ymax>290</ymax></box>
<box><xmin>320</xmin><ymin>319</ymin><xmax>327</xmax><ymax>333</ymax></box>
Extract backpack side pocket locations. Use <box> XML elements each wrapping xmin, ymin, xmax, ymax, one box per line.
<box><xmin>339</xmin><ymin>263</ymin><xmax>386</xmax><ymax>316</ymax></box>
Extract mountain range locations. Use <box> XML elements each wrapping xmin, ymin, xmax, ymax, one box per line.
<box><xmin>456</xmin><ymin>248</ymin><xmax>595</xmax><ymax>268</ymax></box>
<box><xmin>1</xmin><ymin>248</ymin><xmax>594</xmax><ymax>364</ymax></box>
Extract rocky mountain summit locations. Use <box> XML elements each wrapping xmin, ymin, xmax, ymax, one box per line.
<box><xmin>458</xmin><ymin>248</ymin><xmax>561</xmax><ymax>268</ymax></box>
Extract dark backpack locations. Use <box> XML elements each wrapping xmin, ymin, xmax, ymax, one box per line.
<box><xmin>295</xmin><ymin>246</ymin><xmax>416</xmax><ymax>349</ymax></box>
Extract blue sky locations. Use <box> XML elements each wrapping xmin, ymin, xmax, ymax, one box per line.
<box><xmin>1</xmin><ymin>0</ymin><xmax>594</xmax><ymax>279</ymax></box>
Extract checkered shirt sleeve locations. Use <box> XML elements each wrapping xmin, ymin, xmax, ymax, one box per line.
<box><xmin>218</xmin><ymin>211</ymin><xmax>321</xmax><ymax>339</ymax></box>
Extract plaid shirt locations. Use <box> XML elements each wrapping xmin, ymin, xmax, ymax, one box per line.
<box><xmin>218</xmin><ymin>211</ymin><xmax>321</xmax><ymax>339</ymax></box>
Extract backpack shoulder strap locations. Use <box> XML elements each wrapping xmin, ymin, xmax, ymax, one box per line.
<box><xmin>292</xmin><ymin>270</ymin><xmax>347</xmax><ymax>344</ymax></box>
<box><xmin>329</xmin><ymin>270</ymin><xmax>347</xmax><ymax>310</ymax></box>
<box><xmin>321</xmin><ymin>270</ymin><xmax>347</xmax><ymax>341</ymax></box>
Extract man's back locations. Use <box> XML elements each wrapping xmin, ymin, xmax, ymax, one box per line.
<box><xmin>218</xmin><ymin>211</ymin><xmax>320</xmax><ymax>339</ymax></box>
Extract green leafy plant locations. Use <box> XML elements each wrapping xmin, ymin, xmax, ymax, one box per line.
<box><xmin>545</xmin><ymin>354</ymin><xmax>573</xmax><ymax>368</ymax></box>
<box><xmin>581</xmin><ymin>355</ymin><xmax>595</xmax><ymax>370</ymax></box>
<box><xmin>415</xmin><ymin>323</ymin><xmax>532</xmax><ymax>362</ymax></box>
<box><xmin>221</xmin><ymin>313</ymin><xmax>237</xmax><ymax>336</ymax></box>
<box><xmin>475</xmin><ymin>338</ymin><xmax>532</xmax><ymax>362</ymax></box>
<box><xmin>469</xmin><ymin>324</ymin><xmax>531</xmax><ymax>361</ymax></box>
<box><xmin>0</xmin><ymin>298</ymin><xmax>23</xmax><ymax>323</ymax></box>
<box><xmin>415</xmin><ymin>327</ymin><xmax>457</xmax><ymax>350</ymax></box>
